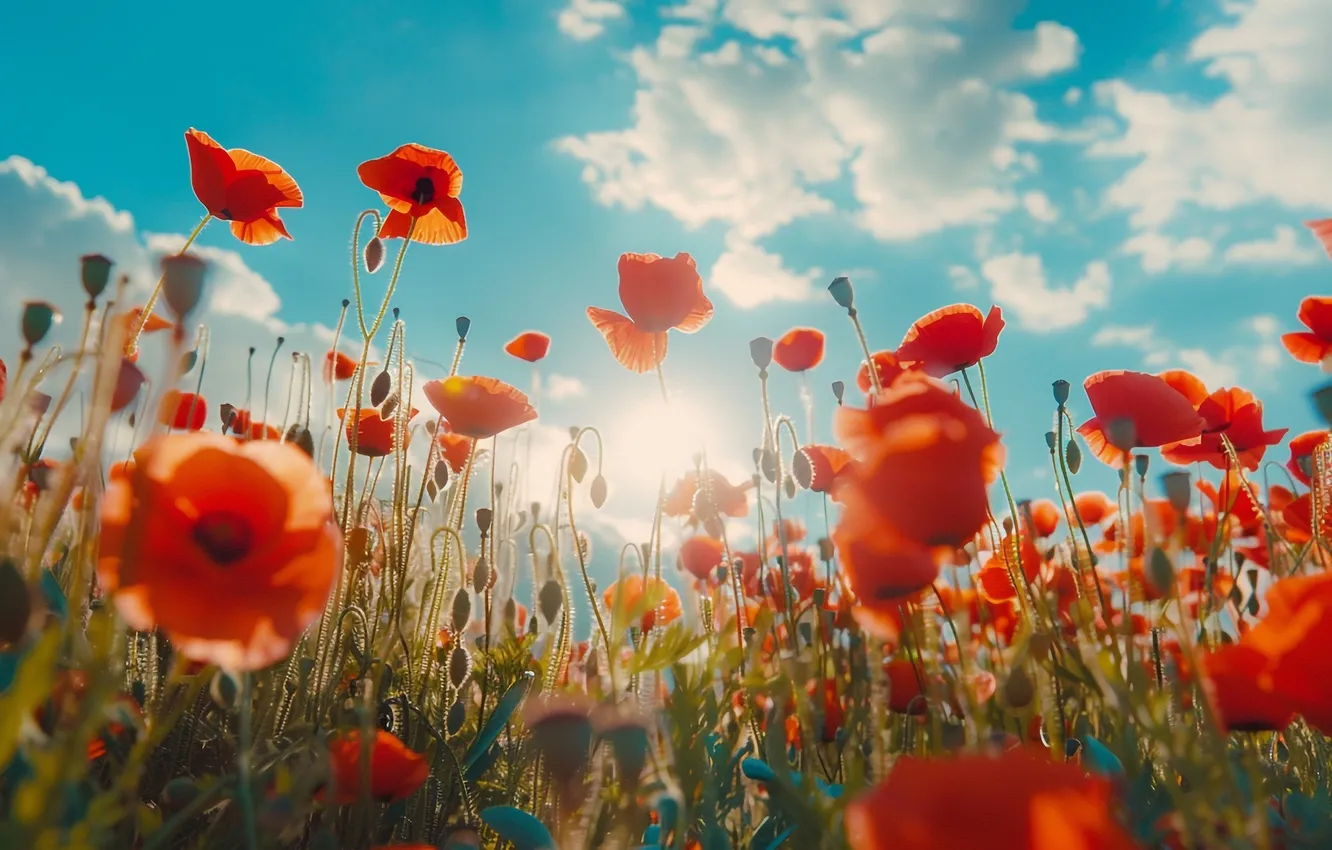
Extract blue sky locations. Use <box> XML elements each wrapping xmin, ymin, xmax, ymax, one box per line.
<box><xmin>2</xmin><ymin>0</ymin><xmax>1330</xmax><ymax>590</ymax></box>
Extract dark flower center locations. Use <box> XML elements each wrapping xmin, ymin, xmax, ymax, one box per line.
<box><xmin>218</xmin><ymin>208</ymin><xmax>233</xmax><ymax>221</ymax></box>
<box><xmin>193</xmin><ymin>511</ymin><xmax>254</xmax><ymax>565</ymax></box>
<box><xmin>412</xmin><ymin>177</ymin><xmax>435</xmax><ymax>205</ymax></box>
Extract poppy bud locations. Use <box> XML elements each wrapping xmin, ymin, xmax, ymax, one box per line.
<box><xmin>783</xmin><ymin>474</ymin><xmax>796</xmax><ymax>499</ymax></box>
<box><xmin>448</xmin><ymin>645</ymin><xmax>473</xmax><ymax>687</ymax></box>
<box><xmin>456</xmin><ymin>316</ymin><xmax>471</xmax><ymax>340</ymax></box>
<box><xmin>433</xmin><ymin>460</ymin><xmax>451</xmax><ymax>490</ymax></box>
<box><xmin>161</xmin><ymin>253</ymin><xmax>208</xmax><ymax>320</ymax></box>
<box><xmin>539</xmin><ymin>579</ymin><xmax>563</xmax><ymax>624</ymax></box>
<box><xmin>792</xmin><ymin>450</ymin><xmax>813</xmax><ymax>489</ymax></box>
<box><xmin>370</xmin><ymin>371</ymin><xmax>392</xmax><ymax>407</ymax></box>
<box><xmin>380</xmin><ymin>393</ymin><xmax>399</xmax><ymax>420</ymax></box>
<box><xmin>1029</xmin><ymin>632</ymin><xmax>1053</xmax><ymax>662</ymax></box>
<box><xmin>180</xmin><ymin>349</ymin><xmax>198</xmax><ymax>376</ymax></box>
<box><xmin>749</xmin><ymin>337</ymin><xmax>774</xmax><ymax>372</ymax></box>
<box><xmin>1052</xmin><ymin>379</ymin><xmax>1070</xmax><ymax>407</ymax></box>
<box><xmin>1133</xmin><ymin>454</ymin><xmax>1149</xmax><ymax>478</ymax></box>
<box><xmin>475</xmin><ymin>508</ymin><xmax>493</xmax><ymax>536</ymax></box>
<box><xmin>111</xmin><ymin>358</ymin><xmax>146</xmax><ymax>414</ymax></box>
<box><xmin>1104</xmin><ymin>418</ymin><xmax>1137</xmax><ymax>453</ymax></box>
<box><xmin>831</xmin><ymin>380</ymin><xmax>845</xmax><ymax>405</ymax></box>
<box><xmin>1148</xmin><ymin>548</ymin><xmax>1175</xmax><ymax>595</ymax></box>
<box><xmin>1044</xmin><ymin>431</ymin><xmax>1056</xmax><ymax>450</ymax></box>
<box><xmin>818</xmin><ymin>537</ymin><xmax>835</xmax><ymax>562</ymax></box>
<box><xmin>569</xmin><ymin>447</ymin><xmax>589</xmax><ymax>483</ymax></box>
<box><xmin>1003</xmin><ymin>665</ymin><xmax>1034</xmax><ymax>709</ymax></box>
<box><xmin>364</xmin><ymin>237</ymin><xmax>385</xmax><ymax>274</ymax></box>
<box><xmin>426</xmin><ymin>480</ymin><xmax>440</xmax><ymax>502</ymax></box>
<box><xmin>759</xmin><ymin>447</ymin><xmax>778</xmax><ymax>483</ymax></box>
<box><xmin>1313</xmin><ymin>383</ymin><xmax>1332</xmax><ymax>428</ymax></box>
<box><xmin>1159</xmin><ymin>470</ymin><xmax>1190</xmax><ymax>513</ymax></box>
<box><xmin>472</xmin><ymin>556</ymin><xmax>491</xmax><ymax>595</ymax></box>
<box><xmin>597</xmin><ymin>713</ymin><xmax>650</xmax><ymax>793</ymax></box>
<box><xmin>525</xmin><ymin>697</ymin><xmax>594</xmax><ymax>795</ymax></box>
<box><xmin>590</xmin><ymin>474</ymin><xmax>608</xmax><ymax>509</ymax></box>
<box><xmin>80</xmin><ymin>254</ymin><xmax>114</xmax><ymax>300</ymax></box>
<box><xmin>446</xmin><ymin>699</ymin><xmax>467</xmax><ymax>737</ymax></box>
<box><xmin>451</xmin><ymin>587</ymin><xmax>471</xmax><ymax>632</ymax></box>
<box><xmin>286</xmin><ymin>425</ymin><xmax>315</xmax><ymax>457</ymax></box>
<box><xmin>21</xmin><ymin>302</ymin><xmax>61</xmax><ymax>348</ymax></box>
<box><xmin>1064</xmin><ymin>439</ymin><xmax>1082</xmax><ymax>474</ymax></box>
<box><xmin>530</xmin><ymin>501</ymin><xmax>542</xmax><ymax>523</ymax></box>
<box><xmin>827</xmin><ymin>276</ymin><xmax>855</xmax><ymax>310</ymax></box>
<box><xmin>0</xmin><ymin>559</ymin><xmax>32</xmax><ymax>645</ymax></box>
<box><xmin>585</xmin><ymin>647</ymin><xmax>600</xmax><ymax>679</ymax></box>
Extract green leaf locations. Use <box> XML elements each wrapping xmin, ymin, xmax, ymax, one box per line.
<box><xmin>480</xmin><ymin>806</ymin><xmax>555</xmax><ymax>849</ymax></box>
<box><xmin>462</xmin><ymin>671</ymin><xmax>533</xmax><ymax>772</ymax></box>
<box><xmin>0</xmin><ymin>628</ymin><xmax>62</xmax><ymax>769</ymax></box>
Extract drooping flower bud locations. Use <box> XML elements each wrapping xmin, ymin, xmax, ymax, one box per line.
<box><xmin>161</xmin><ymin>253</ymin><xmax>208</xmax><ymax>319</ymax></box>
<box><xmin>21</xmin><ymin>302</ymin><xmax>61</xmax><ymax>348</ymax></box>
<box><xmin>80</xmin><ymin>254</ymin><xmax>113</xmax><ymax>300</ymax></box>
<box><xmin>364</xmin><ymin>237</ymin><xmax>385</xmax><ymax>274</ymax></box>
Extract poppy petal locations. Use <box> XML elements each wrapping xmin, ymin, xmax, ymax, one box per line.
<box><xmin>587</xmin><ymin>307</ymin><xmax>668</xmax><ymax>373</ymax></box>
<box><xmin>185</xmin><ymin>129</ymin><xmax>235</xmax><ymax>217</ymax></box>
<box><xmin>1305</xmin><ymin>220</ymin><xmax>1332</xmax><ymax>262</ymax></box>
<box><xmin>230</xmin><ymin>212</ymin><xmax>292</xmax><ymax>246</ymax></box>
<box><xmin>227</xmin><ymin>148</ymin><xmax>303</xmax><ymax>208</ymax></box>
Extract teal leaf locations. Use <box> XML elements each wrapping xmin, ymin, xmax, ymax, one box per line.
<box><xmin>480</xmin><ymin>806</ymin><xmax>556</xmax><ymax>850</ymax></box>
<box><xmin>463</xmin><ymin>671</ymin><xmax>533</xmax><ymax>772</ymax></box>
<box><xmin>1080</xmin><ymin>736</ymin><xmax>1124</xmax><ymax>778</ymax></box>
<box><xmin>763</xmin><ymin>826</ymin><xmax>795</xmax><ymax>850</ymax></box>
<box><xmin>39</xmin><ymin>569</ymin><xmax>66</xmax><ymax>621</ymax></box>
<box><xmin>741</xmin><ymin>758</ymin><xmax>775</xmax><ymax>783</ymax></box>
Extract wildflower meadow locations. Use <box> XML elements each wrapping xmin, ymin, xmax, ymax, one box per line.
<box><xmin>6</xmin><ymin>111</ymin><xmax>1332</xmax><ymax>850</ymax></box>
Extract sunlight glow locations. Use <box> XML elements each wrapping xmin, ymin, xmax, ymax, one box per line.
<box><xmin>605</xmin><ymin>394</ymin><xmax>715</xmax><ymax>492</ymax></box>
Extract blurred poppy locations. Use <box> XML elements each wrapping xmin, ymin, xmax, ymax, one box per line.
<box><xmin>421</xmin><ymin>376</ymin><xmax>536</xmax><ymax>439</ymax></box>
<box><xmin>434</xmin><ymin>421</ymin><xmax>474</xmax><ymax>472</ymax></box>
<box><xmin>1287</xmin><ymin>430</ymin><xmax>1328</xmax><ymax>486</ymax></box>
<box><xmin>663</xmin><ymin>469</ymin><xmax>752</xmax><ymax>521</ymax></box>
<box><xmin>327</xmin><ymin>729</ymin><xmax>428</xmax><ymax>804</ymax></box>
<box><xmin>772</xmin><ymin>327</ymin><xmax>825</xmax><ymax>372</ymax></box>
<box><xmin>844</xmin><ymin>748</ymin><xmax>1139</xmax><ymax>850</ymax></box>
<box><xmin>770</xmin><ymin>517</ymin><xmax>806</xmax><ymax>547</ymax></box>
<box><xmin>835</xmin><ymin>373</ymin><xmax>1003</xmax><ymax>547</ymax></box>
<box><xmin>357</xmin><ymin>143</ymin><xmax>467</xmax><ymax>245</ymax></box>
<box><xmin>679</xmin><ymin>535</ymin><xmax>726</xmax><ymax>582</ymax></box>
<box><xmin>587</xmin><ymin>253</ymin><xmax>713</xmax><ymax>373</ymax></box>
<box><xmin>895</xmin><ymin>304</ymin><xmax>1004</xmax><ymax>378</ymax></box>
<box><xmin>1076</xmin><ymin>371</ymin><xmax>1206</xmax><ymax>466</ymax></box>
<box><xmin>504</xmin><ymin>331</ymin><xmax>551</xmax><ymax>363</ymax></box>
<box><xmin>857</xmin><ymin>350</ymin><xmax>908</xmax><ymax>393</ymax></box>
<box><xmin>323</xmin><ymin>350</ymin><xmax>358</xmax><ymax>382</ymax></box>
<box><xmin>1281</xmin><ymin>493</ymin><xmax>1314</xmax><ymax>544</ymax></box>
<box><xmin>337</xmin><ymin>407</ymin><xmax>417</xmax><ymax>457</ymax></box>
<box><xmin>1024</xmin><ymin>499</ymin><xmax>1061</xmax><ymax>538</ymax></box>
<box><xmin>159</xmin><ymin>390</ymin><xmax>208</xmax><ymax>431</ymax></box>
<box><xmin>1281</xmin><ymin>295</ymin><xmax>1332</xmax><ymax>364</ymax></box>
<box><xmin>834</xmin><ymin>513</ymin><xmax>939</xmax><ymax>608</ymax></box>
<box><xmin>793</xmin><ymin>444</ymin><xmax>852</xmax><ymax>495</ymax></box>
<box><xmin>883</xmin><ymin>659</ymin><xmax>928</xmax><ymax>715</ymax></box>
<box><xmin>1072</xmin><ymin>491</ymin><xmax>1115</xmax><ymax>526</ymax></box>
<box><xmin>1203</xmin><ymin>644</ymin><xmax>1296</xmax><ymax>733</ymax></box>
<box><xmin>98</xmin><ymin>432</ymin><xmax>340</xmax><ymax>670</ymax></box>
<box><xmin>1160</xmin><ymin>381</ymin><xmax>1287</xmax><ymax>471</ymax></box>
<box><xmin>603</xmin><ymin>573</ymin><xmax>682</xmax><ymax>632</ymax></box>
<box><xmin>185</xmin><ymin>128</ymin><xmax>302</xmax><ymax>245</ymax></box>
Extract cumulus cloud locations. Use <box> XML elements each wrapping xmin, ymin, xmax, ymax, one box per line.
<box><xmin>1022</xmin><ymin>190</ymin><xmax>1058</xmax><ymax>223</ymax></box>
<box><xmin>1089</xmin><ymin>315</ymin><xmax>1283</xmax><ymax>389</ymax></box>
<box><xmin>709</xmin><ymin>238</ymin><xmax>823</xmax><ymax>308</ymax></box>
<box><xmin>980</xmin><ymin>251</ymin><xmax>1110</xmax><ymax>331</ymax></box>
<box><xmin>1223</xmin><ymin>225</ymin><xmax>1320</xmax><ymax>266</ymax></box>
<box><xmin>1121</xmin><ymin>231</ymin><xmax>1214</xmax><ymax>274</ymax></box>
<box><xmin>544</xmin><ymin>373</ymin><xmax>588</xmax><ymax>401</ymax></box>
<box><xmin>557</xmin><ymin>0</ymin><xmax>625</xmax><ymax>41</ymax></box>
<box><xmin>555</xmin><ymin>0</ymin><xmax>1084</xmax><ymax>305</ymax></box>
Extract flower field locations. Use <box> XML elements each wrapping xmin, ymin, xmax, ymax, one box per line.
<box><xmin>4</xmin><ymin>129</ymin><xmax>1332</xmax><ymax>850</ymax></box>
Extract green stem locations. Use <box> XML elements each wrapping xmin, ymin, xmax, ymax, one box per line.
<box><xmin>130</xmin><ymin>214</ymin><xmax>209</xmax><ymax>354</ymax></box>
<box><xmin>237</xmin><ymin>672</ymin><xmax>259</xmax><ymax>850</ymax></box>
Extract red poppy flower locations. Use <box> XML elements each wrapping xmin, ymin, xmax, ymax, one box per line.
<box><xmin>1281</xmin><ymin>295</ymin><xmax>1332</xmax><ymax>364</ymax></box>
<box><xmin>0</xmin><ymin>357</ymin><xmax>6</xmax><ymax>403</ymax></box>
<box><xmin>663</xmin><ymin>470</ymin><xmax>752</xmax><ymax>521</ymax></box>
<box><xmin>159</xmin><ymin>390</ymin><xmax>207</xmax><ymax>431</ymax></box>
<box><xmin>323</xmin><ymin>350</ymin><xmax>358</xmax><ymax>382</ymax></box>
<box><xmin>1287</xmin><ymin>430</ymin><xmax>1329</xmax><ymax>486</ymax></box>
<box><xmin>835</xmin><ymin>373</ymin><xmax>1003</xmax><ymax>547</ymax></box>
<box><xmin>1024</xmin><ymin>499</ymin><xmax>1061</xmax><ymax>538</ymax></box>
<box><xmin>337</xmin><ymin>407</ymin><xmax>417</xmax><ymax>457</ymax></box>
<box><xmin>1308</xmin><ymin>219</ymin><xmax>1332</xmax><ymax>261</ymax></box>
<box><xmin>1076</xmin><ymin>371</ymin><xmax>1206</xmax><ymax>467</ymax></box>
<box><xmin>772</xmin><ymin>327</ymin><xmax>825</xmax><ymax>372</ymax></box>
<box><xmin>1160</xmin><ymin>379</ymin><xmax>1287</xmax><ymax>471</ymax></box>
<box><xmin>895</xmin><ymin>304</ymin><xmax>1005</xmax><ymax>378</ymax></box>
<box><xmin>1203</xmin><ymin>645</ymin><xmax>1295</xmax><ymax>733</ymax></box>
<box><xmin>883</xmin><ymin>659</ymin><xmax>929</xmax><ymax>715</ymax></box>
<box><xmin>844</xmin><ymin>748</ymin><xmax>1139</xmax><ymax>850</ymax></box>
<box><xmin>504</xmin><ymin>331</ymin><xmax>551</xmax><ymax>363</ymax></box>
<box><xmin>833</xmin><ymin>510</ymin><xmax>940</xmax><ymax>608</ymax></box>
<box><xmin>327</xmin><ymin>729</ymin><xmax>429</xmax><ymax>804</ymax></box>
<box><xmin>98</xmin><ymin>432</ymin><xmax>340</xmax><ymax>670</ymax></box>
<box><xmin>185</xmin><ymin>129</ymin><xmax>302</xmax><ymax>246</ymax></box>
<box><xmin>421</xmin><ymin>376</ymin><xmax>536</xmax><ymax>439</ymax></box>
<box><xmin>357</xmin><ymin>144</ymin><xmax>467</xmax><ymax>245</ymax></box>
<box><xmin>603</xmin><ymin>574</ymin><xmax>682</xmax><ymax>632</ymax></box>
<box><xmin>679</xmin><ymin>535</ymin><xmax>725</xmax><ymax>582</ymax></box>
<box><xmin>1073</xmin><ymin>491</ymin><xmax>1115</xmax><ymax>526</ymax></box>
<box><xmin>587</xmin><ymin>253</ymin><xmax>713</xmax><ymax>373</ymax></box>
<box><xmin>792</xmin><ymin>444</ymin><xmax>852</xmax><ymax>495</ymax></box>
<box><xmin>856</xmin><ymin>350</ymin><xmax>909</xmax><ymax>393</ymax></box>
<box><xmin>434</xmin><ymin>421</ymin><xmax>474</xmax><ymax>473</ymax></box>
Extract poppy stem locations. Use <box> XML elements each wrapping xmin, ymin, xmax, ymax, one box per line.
<box><xmin>236</xmin><ymin>671</ymin><xmax>259</xmax><ymax>850</ymax></box>
<box><xmin>129</xmin><ymin>214</ymin><xmax>210</xmax><ymax>356</ymax></box>
<box><xmin>845</xmin><ymin>308</ymin><xmax>881</xmax><ymax>394</ymax></box>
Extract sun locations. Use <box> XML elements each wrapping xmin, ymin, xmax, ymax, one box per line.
<box><xmin>604</xmin><ymin>394</ymin><xmax>714</xmax><ymax>493</ymax></box>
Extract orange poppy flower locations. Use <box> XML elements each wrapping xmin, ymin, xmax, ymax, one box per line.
<box><xmin>856</xmin><ymin>350</ymin><xmax>909</xmax><ymax>393</ymax></box>
<box><xmin>1308</xmin><ymin>219</ymin><xmax>1332</xmax><ymax>261</ymax></box>
<box><xmin>1281</xmin><ymin>492</ymin><xmax>1314</xmax><ymax>544</ymax></box>
<box><xmin>1072</xmin><ymin>491</ymin><xmax>1115</xmax><ymax>526</ymax></box>
<box><xmin>895</xmin><ymin>304</ymin><xmax>1005</xmax><ymax>378</ymax></box>
<box><xmin>97</xmin><ymin>432</ymin><xmax>340</xmax><ymax>670</ymax></box>
<box><xmin>113</xmin><ymin>306</ymin><xmax>174</xmax><ymax>352</ymax></box>
<box><xmin>1160</xmin><ymin>381</ymin><xmax>1287</xmax><ymax>471</ymax></box>
<box><xmin>1076</xmin><ymin>371</ymin><xmax>1206</xmax><ymax>467</ymax></box>
<box><xmin>323</xmin><ymin>350</ymin><xmax>358</xmax><ymax>382</ymax></box>
<box><xmin>337</xmin><ymin>407</ymin><xmax>417</xmax><ymax>458</ymax></box>
<box><xmin>772</xmin><ymin>327</ymin><xmax>825</xmax><ymax>372</ymax></box>
<box><xmin>356</xmin><ymin>143</ymin><xmax>467</xmax><ymax>245</ymax></box>
<box><xmin>1024</xmin><ymin>499</ymin><xmax>1061</xmax><ymax>538</ymax></box>
<box><xmin>603</xmin><ymin>573</ymin><xmax>682</xmax><ymax>632</ymax></box>
<box><xmin>421</xmin><ymin>376</ymin><xmax>536</xmax><ymax>439</ymax></box>
<box><xmin>679</xmin><ymin>535</ymin><xmax>726</xmax><ymax>582</ymax></box>
<box><xmin>587</xmin><ymin>253</ymin><xmax>713</xmax><ymax>373</ymax></box>
<box><xmin>1202</xmin><ymin>644</ymin><xmax>1296</xmax><ymax>733</ymax></box>
<box><xmin>326</xmin><ymin>729</ymin><xmax>429</xmax><ymax>804</ymax></box>
<box><xmin>845</xmin><ymin>748</ymin><xmax>1139</xmax><ymax>850</ymax></box>
<box><xmin>159</xmin><ymin>390</ymin><xmax>207</xmax><ymax>431</ymax></box>
<box><xmin>1281</xmin><ymin>295</ymin><xmax>1332</xmax><ymax>364</ymax></box>
<box><xmin>833</xmin><ymin>512</ymin><xmax>939</xmax><ymax>608</ymax></box>
<box><xmin>185</xmin><ymin>128</ymin><xmax>302</xmax><ymax>245</ymax></box>
<box><xmin>1287</xmin><ymin>430</ymin><xmax>1328</xmax><ymax>486</ymax></box>
<box><xmin>835</xmin><ymin>373</ymin><xmax>1003</xmax><ymax>547</ymax></box>
<box><xmin>434</xmin><ymin>421</ymin><xmax>475</xmax><ymax>473</ymax></box>
<box><xmin>663</xmin><ymin>469</ymin><xmax>752</xmax><ymax>521</ymax></box>
<box><xmin>792</xmin><ymin>444</ymin><xmax>853</xmax><ymax>495</ymax></box>
<box><xmin>770</xmin><ymin>517</ymin><xmax>806</xmax><ymax>546</ymax></box>
<box><xmin>504</xmin><ymin>331</ymin><xmax>551</xmax><ymax>363</ymax></box>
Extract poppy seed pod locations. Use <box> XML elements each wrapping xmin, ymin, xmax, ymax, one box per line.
<box><xmin>1104</xmin><ymin>418</ymin><xmax>1137</xmax><ymax>453</ymax></box>
<box><xmin>749</xmin><ymin>337</ymin><xmax>774</xmax><ymax>372</ymax></box>
<box><xmin>446</xmin><ymin>699</ymin><xmax>467</xmax><ymax>737</ymax></box>
<box><xmin>364</xmin><ymin>236</ymin><xmax>385</xmax><ymax>274</ymax></box>
<box><xmin>451</xmin><ymin>587</ymin><xmax>471</xmax><ymax>632</ymax></box>
<box><xmin>1052</xmin><ymin>379</ymin><xmax>1070</xmax><ymax>407</ymax></box>
<box><xmin>161</xmin><ymin>253</ymin><xmax>208</xmax><ymax>319</ymax></box>
<box><xmin>1045</xmin><ymin>431</ymin><xmax>1057</xmax><ymax>450</ymax></box>
<box><xmin>111</xmin><ymin>359</ymin><xmax>146</xmax><ymax>414</ymax></box>
<box><xmin>448</xmin><ymin>645</ymin><xmax>472</xmax><ymax>688</ymax></box>
<box><xmin>827</xmin><ymin>276</ymin><xmax>855</xmax><ymax>310</ymax></box>
<box><xmin>1147</xmin><ymin>547</ymin><xmax>1175</xmax><ymax>595</ymax></box>
<box><xmin>21</xmin><ymin>302</ymin><xmax>61</xmax><ymax>348</ymax></box>
<box><xmin>1003</xmin><ymin>665</ymin><xmax>1035</xmax><ymax>709</ymax></box>
<box><xmin>456</xmin><ymin>316</ymin><xmax>471</xmax><ymax>340</ymax></box>
<box><xmin>1065</xmin><ymin>439</ymin><xmax>1082</xmax><ymax>474</ymax></box>
<box><xmin>1312</xmin><ymin>383</ymin><xmax>1332</xmax><ymax>428</ymax></box>
<box><xmin>831</xmin><ymin>380</ymin><xmax>845</xmax><ymax>405</ymax></box>
<box><xmin>475</xmin><ymin>507</ymin><xmax>493</xmax><ymax>536</ymax></box>
<box><xmin>80</xmin><ymin>254</ymin><xmax>114</xmax><ymax>300</ymax></box>
<box><xmin>1133</xmin><ymin>454</ymin><xmax>1149</xmax><ymax>478</ymax></box>
<box><xmin>285</xmin><ymin>425</ymin><xmax>315</xmax><ymax>457</ymax></box>
<box><xmin>539</xmin><ymin>579</ymin><xmax>563</xmax><ymax>624</ymax></box>
<box><xmin>370</xmin><ymin>371</ymin><xmax>392</xmax><ymax>407</ymax></box>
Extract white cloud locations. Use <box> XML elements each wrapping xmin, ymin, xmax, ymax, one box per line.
<box><xmin>1091</xmin><ymin>324</ymin><xmax>1155</xmax><ymax>349</ymax></box>
<box><xmin>1223</xmin><ymin>224</ymin><xmax>1319</xmax><ymax>266</ymax></box>
<box><xmin>709</xmin><ymin>238</ymin><xmax>823</xmax><ymax>308</ymax></box>
<box><xmin>1088</xmin><ymin>316</ymin><xmax>1283</xmax><ymax>389</ymax></box>
<box><xmin>980</xmin><ymin>252</ymin><xmax>1110</xmax><ymax>331</ymax></box>
<box><xmin>1176</xmin><ymin>348</ymin><xmax>1239</xmax><ymax>389</ymax></box>
<box><xmin>1063</xmin><ymin>86</ymin><xmax>1083</xmax><ymax>105</ymax></box>
<box><xmin>1022</xmin><ymin>190</ymin><xmax>1058</xmax><ymax>223</ymax></box>
<box><xmin>544</xmin><ymin>374</ymin><xmax>588</xmax><ymax>401</ymax></box>
<box><xmin>948</xmin><ymin>264</ymin><xmax>979</xmax><ymax>290</ymax></box>
<box><xmin>555</xmin><ymin>2</ymin><xmax>1085</xmax><ymax>305</ymax></box>
<box><xmin>557</xmin><ymin>0</ymin><xmax>625</xmax><ymax>40</ymax></box>
<box><xmin>1121</xmin><ymin>231</ymin><xmax>1214</xmax><ymax>273</ymax></box>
